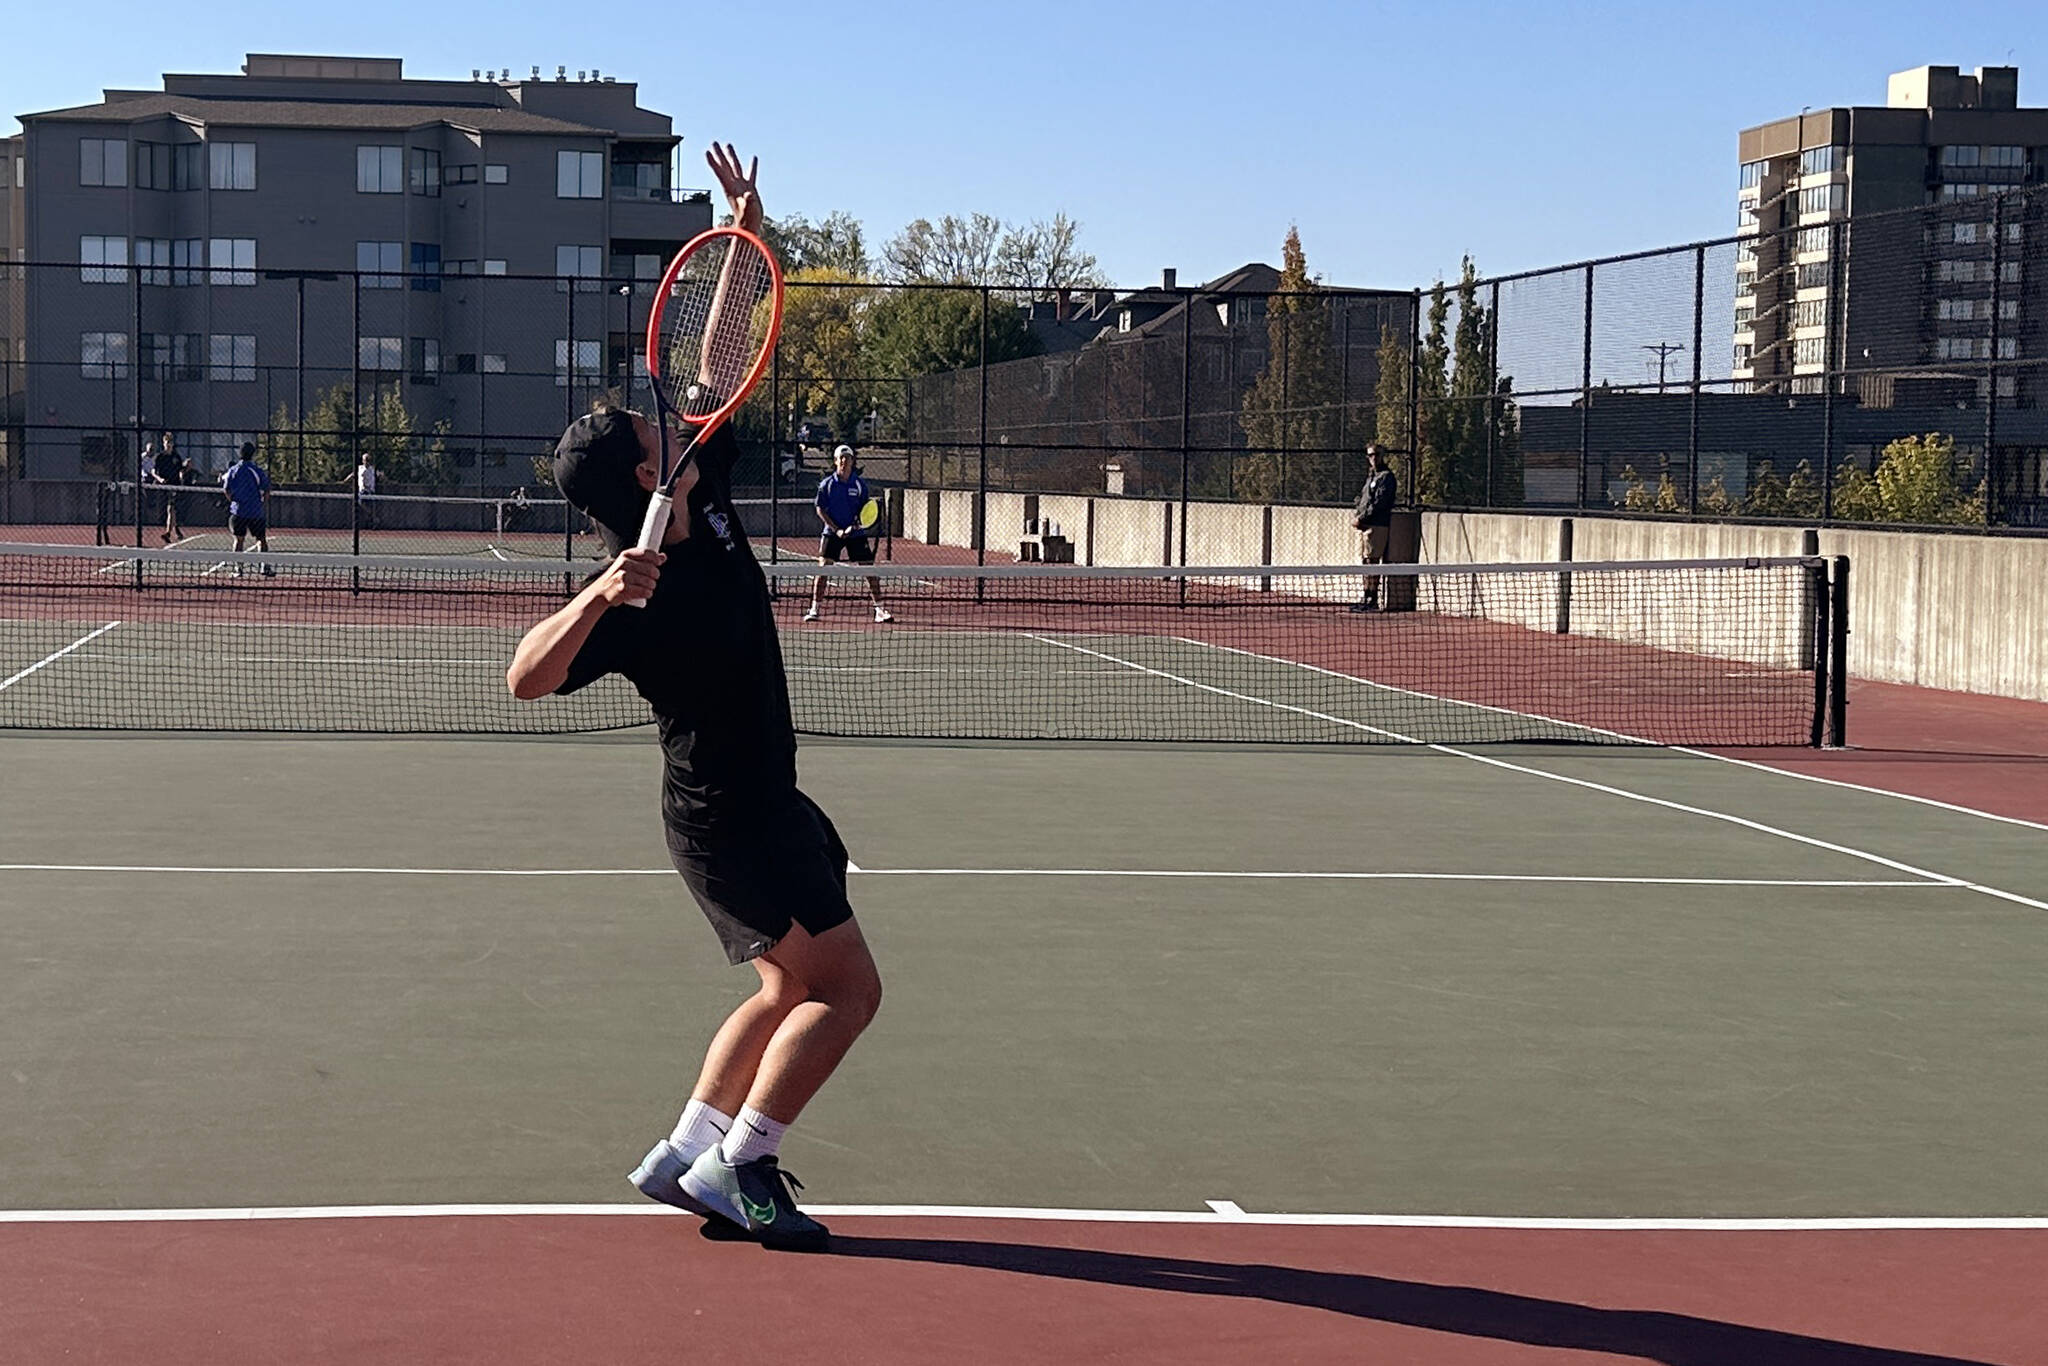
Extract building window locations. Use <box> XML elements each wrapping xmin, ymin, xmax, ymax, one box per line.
<box><xmin>445</xmin><ymin>164</ymin><xmax>478</xmax><ymax>185</ymax></box>
<box><xmin>171</xmin><ymin>334</ymin><xmax>204</xmax><ymax>382</ymax></box>
<box><xmin>1796</xmin><ymin>226</ymin><xmax>1829</xmax><ymax>255</ymax></box>
<box><xmin>2001</xmin><ymin>299</ymin><xmax>2019</xmax><ymax>321</ymax></box>
<box><xmin>1796</xmin><ymin>261</ymin><xmax>1829</xmax><ymax>290</ymax></box>
<box><xmin>79</xmin><ymin>138</ymin><xmax>127</xmax><ymax>187</ymax></box>
<box><xmin>612</xmin><ymin>160</ymin><xmax>663</xmax><ymax>197</ymax></box>
<box><xmin>1798</xmin><ymin>145</ymin><xmax>1843</xmax><ymax>176</ymax></box>
<box><xmin>409</xmin><ymin>337</ymin><xmax>441</xmax><ymax>383</ymax></box>
<box><xmin>1939</xmin><ymin>145</ymin><xmax>1981</xmax><ymax>168</ymax></box>
<box><xmin>556</xmin><ymin>150</ymin><xmax>603</xmax><ymax>198</ymax></box>
<box><xmin>484</xmin><ymin>164</ymin><xmax>508</xmax><ymax>184</ymax></box>
<box><xmin>1797</xmin><ymin>184</ymin><xmax>1844</xmax><ymax>216</ymax></box>
<box><xmin>357</xmin><ymin>145</ymin><xmax>403</xmax><ymax>193</ymax></box>
<box><xmin>139</xmin><ymin>332</ymin><xmax>170</xmax><ymax>380</ymax></box>
<box><xmin>80</xmin><ymin>331</ymin><xmax>129</xmax><ymax>378</ymax></box>
<box><xmin>1793</xmin><ymin>337</ymin><xmax>1826</xmax><ymax>366</ymax></box>
<box><xmin>611</xmin><ymin>252</ymin><xmax>663</xmax><ymax>284</ymax></box>
<box><xmin>443</xmin><ymin>259</ymin><xmax>479</xmax><ymax>276</ymax></box>
<box><xmin>1941</xmin><ymin>183</ymin><xmax>1981</xmax><ymax>200</ymax></box>
<box><xmin>358</xmin><ymin>336</ymin><xmax>402</xmax><ymax>371</ymax></box>
<box><xmin>136</xmin><ymin>238</ymin><xmax>173</xmax><ymax>286</ymax></box>
<box><xmin>137</xmin><ymin>142</ymin><xmax>203</xmax><ymax>191</ymax></box>
<box><xmin>1952</xmin><ymin>222</ymin><xmax>1980</xmax><ymax>245</ymax></box>
<box><xmin>554</xmin><ymin>338</ymin><xmax>602</xmax><ymax>385</ymax></box>
<box><xmin>410</xmin><ymin>242</ymin><xmax>441</xmax><ymax>291</ymax></box>
<box><xmin>1998</xmin><ymin>338</ymin><xmax>2018</xmax><ymax>360</ymax></box>
<box><xmin>1985</xmin><ymin>145</ymin><xmax>2025</xmax><ymax>168</ymax></box>
<box><xmin>209</xmin><ymin>334</ymin><xmax>256</xmax><ymax>382</ymax></box>
<box><xmin>483</xmin><ymin>353</ymin><xmax>507</xmax><ymax>373</ymax></box>
<box><xmin>1733</xmin><ymin>305</ymin><xmax>1755</xmax><ymax>327</ymax></box>
<box><xmin>1936</xmin><ymin>337</ymin><xmax>1990</xmax><ymax>361</ymax></box>
<box><xmin>1793</xmin><ymin>298</ymin><xmax>1828</xmax><ymax>329</ymax></box>
<box><xmin>2000</xmin><ymin>261</ymin><xmax>2022</xmax><ymax>284</ymax></box>
<box><xmin>1938</xmin><ymin>298</ymin><xmax>1987</xmax><ymax>321</ymax></box>
<box><xmin>483</xmin><ymin>259</ymin><xmax>507</xmax><ymax>275</ymax></box>
<box><xmin>208</xmin><ymin>238</ymin><xmax>256</xmax><ymax>286</ymax></box>
<box><xmin>1735</xmin><ymin>239</ymin><xmax>1757</xmax><ymax>264</ymax></box>
<box><xmin>1739</xmin><ymin>160</ymin><xmax>1767</xmax><ymax>190</ymax></box>
<box><xmin>357</xmin><ymin>241</ymin><xmax>402</xmax><ymax>288</ymax></box>
<box><xmin>209</xmin><ymin>142</ymin><xmax>256</xmax><ymax>190</ymax></box>
<box><xmin>1938</xmin><ymin>259</ymin><xmax>1979</xmax><ymax>283</ymax></box>
<box><xmin>555</xmin><ymin>243</ymin><xmax>602</xmax><ymax>291</ymax></box>
<box><xmin>79</xmin><ymin>236</ymin><xmax>128</xmax><ymax>284</ymax></box>
<box><xmin>1732</xmin><ymin>343</ymin><xmax>1753</xmax><ymax>369</ymax></box>
<box><xmin>410</xmin><ymin>148</ymin><xmax>441</xmax><ymax>197</ymax></box>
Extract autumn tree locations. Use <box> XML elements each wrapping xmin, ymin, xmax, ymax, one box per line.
<box><xmin>1237</xmin><ymin>227</ymin><xmax>1345</xmax><ymax>501</ymax></box>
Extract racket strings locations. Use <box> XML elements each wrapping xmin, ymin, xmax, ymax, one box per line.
<box><xmin>658</xmin><ymin>241</ymin><xmax>776</xmax><ymax>423</ymax></box>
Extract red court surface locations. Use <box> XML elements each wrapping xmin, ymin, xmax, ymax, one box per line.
<box><xmin>1722</xmin><ymin>679</ymin><xmax>2048</xmax><ymax>826</ymax></box>
<box><xmin>3</xmin><ymin>1214</ymin><xmax>2041</xmax><ymax>1365</ymax></box>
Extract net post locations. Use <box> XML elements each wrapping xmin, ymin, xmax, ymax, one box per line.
<box><xmin>350</xmin><ymin>267</ymin><xmax>363</xmax><ymax>593</ymax></box>
<box><xmin>1808</xmin><ymin>558</ymin><xmax>1830</xmax><ymax>748</ymax></box>
<box><xmin>1828</xmin><ymin>555</ymin><xmax>1850</xmax><ymax>746</ymax></box>
<box><xmin>1553</xmin><ymin>517</ymin><xmax>1573</xmax><ymax>635</ymax></box>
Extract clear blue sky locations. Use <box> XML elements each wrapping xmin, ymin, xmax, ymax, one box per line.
<box><xmin>7</xmin><ymin>0</ymin><xmax>2039</xmax><ymax>289</ymax></box>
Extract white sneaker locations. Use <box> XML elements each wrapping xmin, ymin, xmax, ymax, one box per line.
<box><xmin>873</xmin><ymin>605</ymin><xmax>894</xmax><ymax>623</ymax></box>
<box><xmin>802</xmin><ymin>605</ymin><xmax>820</xmax><ymax>622</ymax></box>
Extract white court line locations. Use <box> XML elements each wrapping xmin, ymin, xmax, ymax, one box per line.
<box><xmin>0</xmin><ymin>863</ymin><xmax>1945</xmax><ymax>889</ymax></box>
<box><xmin>1177</xmin><ymin>632</ymin><xmax>2048</xmax><ymax>837</ymax></box>
<box><xmin>0</xmin><ymin>1202</ymin><xmax>2041</xmax><ymax>1231</ymax></box>
<box><xmin>1026</xmin><ymin>634</ymin><xmax>2048</xmax><ymax>914</ymax></box>
<box><xmin>0</xmin><ymin>623</ymin><xmax>122</xmax><ymax>694</ymax></box>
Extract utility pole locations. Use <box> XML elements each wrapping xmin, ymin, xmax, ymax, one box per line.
<box><xmin>1642</xmin><ymin>342</ymin><xmax>1686</xmax><ymax>393</ymax></box>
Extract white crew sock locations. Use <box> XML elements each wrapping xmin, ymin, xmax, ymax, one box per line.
<box><xmin>668</xmin><ymin>1100</ymin><xmax>733</xmax><ymax>1162</ymax></box>
<box><xmin>719</xmin><ymin>1106</ymin><xmax>788</xmax><ymax>1166</ymax></box>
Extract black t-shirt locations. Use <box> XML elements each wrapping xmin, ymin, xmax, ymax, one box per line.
<box><xmin>554</xmin><ymin>427</ymin><xmax>798</xmax><ymax>837</ymax></box>
<box><xmin>153</xmin><ymin>449</ymin><xmax>183</xmax><ymax>483</ymax></box>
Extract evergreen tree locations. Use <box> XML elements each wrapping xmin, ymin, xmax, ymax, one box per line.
<box><xmin>1238</xmin><ymin>228</ymin><xmax>1345</xmax><ymax>501</ymax></box>
<box><xmin>258</xmin><ymin>384</ymin><xmax>451</xmax><ymax>486</ymax></box>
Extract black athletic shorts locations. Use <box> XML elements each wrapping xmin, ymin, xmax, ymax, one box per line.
<box><xmin>817</xmin><ymin>530</ymin><xmax>876</xmax><ymax>564</ymax></box>
<box><xmin>230</xmin><ymin>515</ymin><xmax>267</xmax><ymax>538</ymax></box>
<box><xmin>664</xmin><ymin>791</ymin><xmax>854</xmax><ymax>965</ymax></box>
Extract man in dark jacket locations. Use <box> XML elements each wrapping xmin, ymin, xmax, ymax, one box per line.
<box><xmin>1349</xmin><ymin>444</ymin><xmax>1396</xmax><ymax>612</ymax></box>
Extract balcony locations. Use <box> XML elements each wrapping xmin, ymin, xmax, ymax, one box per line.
<box><xmin>612</xmin><ymin>185</ymin><xmax>712</xmax><ymax>206</ymax></box>
<box><xmin>609</xmin><ymin>184</ymin><xmax>714</xmax><ymax>241</ymax></box>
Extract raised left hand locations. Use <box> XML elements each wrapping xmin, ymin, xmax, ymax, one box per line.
<box><xmin>705</xmin><ymin>143</ymin><xmax>762</xmax><ymax>234</ymax></box>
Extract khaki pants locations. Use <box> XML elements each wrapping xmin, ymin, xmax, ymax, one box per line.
<box><xmin>1358</xmin><ymin>525</ymin><xmax>1390</xmax><ymax>601</ymax></box>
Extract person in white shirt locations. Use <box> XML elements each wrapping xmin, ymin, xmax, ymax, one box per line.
<box><xmin>355</xmin><ymin>455</ymin><xmax>378</xmax><ymax>528</ymax></box>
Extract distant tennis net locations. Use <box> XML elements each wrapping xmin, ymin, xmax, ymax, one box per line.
<box><xmin>0</xmin><ymin>543</ymin><xmax>1845</xmax><ymax>745</ymax></box>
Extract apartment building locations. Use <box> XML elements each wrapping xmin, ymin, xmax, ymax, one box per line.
<box><xmin>1734</xmin><ymin>64</ymin><xmax>2046</xmax><ymax>406</ymax></box>
<box><xmin>12</xmin><ymin>53</ymin><xmax>710</xmax><ymax>481</ymax></box>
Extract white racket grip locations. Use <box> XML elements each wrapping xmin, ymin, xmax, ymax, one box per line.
<box><xmin>623</xmin><ymin>492</ymin><xmax>672</xmax><ymax>608</ymax></box>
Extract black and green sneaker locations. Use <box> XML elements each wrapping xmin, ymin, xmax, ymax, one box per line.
<box><xmin>681</xmin><ymin>1149</ymin><xmax>830</xmax><ymax>1252</ymax></box>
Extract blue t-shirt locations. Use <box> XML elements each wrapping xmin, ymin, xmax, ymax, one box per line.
<box><xmin>222</xmin><ymin>460</ymin><xmax>269</xmax><ymax>518</ymax></box>
<box><xmin>815</xmin><ymin>471</ymin><xmax>874</xmax><ymax>536</ymax></box>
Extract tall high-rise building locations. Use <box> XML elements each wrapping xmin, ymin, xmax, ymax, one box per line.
<box><xmin>1734</xmin><ymin>64</ymin><xmax>2045</xmax><ymax>403</ymax></box>
<box><xmin>11</xmin><ymin>54</ymin><xmax>711</xmax><ymax>480</ymax></box>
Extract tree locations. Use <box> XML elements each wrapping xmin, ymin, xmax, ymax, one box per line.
<box><xmin>762</xmin><ymin>211</ymin><xmax>869</xmax><ymax>276</ymax></box>
<box><xmin>1237</xmin><ymin>227</ymin><xmax>1344</xmax><ymax>501</ymax></box>
<box><xmin>882</xmin><ymin>213</ymin><xmax>1006</xmax><ymax>284</ymax></box>
<box><xmin>995</xmin><ymin>213</ymin><xmax>1108</xmax><ymax>294</ymax></box>
<box><xmin>861</xmin><ymin>285</ymin><xmax>1040</xmax><ymax>426</ymax></box>
<box><xmin>1871</xmin><ymin>432</ymin><xmax>1985</xmax><ymax>525</ymax></box>
<box><xmin>777</xmin><ymin>266</ymin><xmax>876</xmax><ymax>443</ymax></box>
<box><xmin>1410</xmin><ymin>281</ymin><xmax>1452</xmax><ymax>504</ymax></box>
<box><xmin>258</xmin><ymin>383</ymin><xmax>451</xmax><ymax>486</ymax></box>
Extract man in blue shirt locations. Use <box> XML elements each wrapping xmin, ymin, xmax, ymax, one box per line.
<box><xmin>805</xmin><ymin>445</ymin><xmax>892</xmax><ymax>623</ymax></box>
<box><xmin>220</xmin><ymin>441</ymin><xmax>275</xmax><ymax>577</ymax></box>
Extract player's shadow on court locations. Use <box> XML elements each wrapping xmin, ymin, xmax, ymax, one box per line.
<box><xmin>822</xmin><ymin>1237</ymin><xmax>1995</xmax><ymax>1365</ymax></box>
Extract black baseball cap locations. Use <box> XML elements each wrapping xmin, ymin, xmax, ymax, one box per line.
<box><xmin>553</xmin><ymin>410</ymin><xmax>649</xmax><ymax>556</ymax></box>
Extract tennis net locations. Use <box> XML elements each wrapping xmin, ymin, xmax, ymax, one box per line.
<box><xmin>0</xmin><ymin>543</ymin><xmax>1845</xmax><ymax>745</ymax></box>
<box><xmin>88</xmin><ymin>482</ymin><xmax>891</xmax><ymax>563</ymax></box>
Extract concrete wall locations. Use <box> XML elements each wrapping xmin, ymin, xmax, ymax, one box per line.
<box><xmin>1820</xmin><ymin>528</ymin><xmax>2048</xmax><ymax>701</ymax></box>
<box><xmin>889</xmin><ymin>483</ymin><xmax>2047</xmax><ymax>701</ymax></box>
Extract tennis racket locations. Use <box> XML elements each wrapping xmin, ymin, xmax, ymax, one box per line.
<box><xmin>854</xmin><ymin>496</ymin><xmax>882</xmax><ymax>538</ymax></box>
<box><xmin>627</xmin><ymin>225</ymin><xmax>784</xmax><ymax>603</ymax></box>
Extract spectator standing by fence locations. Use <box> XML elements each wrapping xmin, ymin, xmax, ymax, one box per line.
<box><xmin>1349</xmin><ymin>444</ymin><xmax>1397</xmax><ymax>613</ymax></box>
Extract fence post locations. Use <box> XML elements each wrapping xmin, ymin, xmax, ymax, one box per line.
<box><xmin>350</xmin><ymin>269</ymin><xmax>363</xmax><ymax>559</ymax></box>
<box><xmin>976</xmin><ymin>287</ymin><xmax>989</xmax><ymax>572</ymax></box>
<box><xmin>1578</xmin><ymin>264</ymin><xmax>1594</xmax><ymax>509</ymax></box>
<box><xmin>768</xmin><ymin>342</ymin><xmax>782</xmax><ymax>565</ymax></box>
<box><xmin>1405</xmin><ymin>289</ymin><xmax>1421</xmax><ymax>504</ymax></box>
<box><xmin>1986</xmin><ymin>192</ymin><xmax>2004</xmax><ymax>525</ymax></box>
<box><xmin>294</xmin><ymin>273</ymin><xmax>307</xmax><ymax>483</ymax></box>
<box><xmin>130</xmin><ymin>262</ymin><xmax>144</xmax><ymax>550</ymax></box>
<box><xmin>1688</xmin><ymin>246</ymin><xmax>1704</xmax><ymax>516</ymax></box>
<box><xmin>1485</xmin><ymin>279</ymin><xmax>1500</xmax><ymax>506</ymax></box>
<box><xmin>1178</xmin><ymin>288</ymin><xmax>1191</xmax><ymax>568</ymax></box>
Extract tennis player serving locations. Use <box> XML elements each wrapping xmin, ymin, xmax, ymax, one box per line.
<box><xmin>506</xmin><ymin>145</ymin><xmax>879</xmax><ymax>1252</ymax></box>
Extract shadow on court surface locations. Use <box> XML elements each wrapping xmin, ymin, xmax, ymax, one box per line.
<box><xmin>822</xmin><ymin>1237</ymin><xmax>1997</xmax><ymax>1365</ymax></box>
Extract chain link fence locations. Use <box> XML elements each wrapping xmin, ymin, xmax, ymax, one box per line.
<box><xmin>5</xmin><ymin>184</ymin><xmax>2045</xmax><ymax>552</ymax></box>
